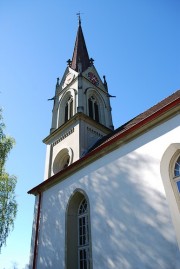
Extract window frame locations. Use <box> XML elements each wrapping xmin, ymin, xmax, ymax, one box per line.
<box><xmin>66</xmin><ymin>190</ymin><xmax>92</xmax><ymax>269</ymax></box>
<box><xmin>53</xmin><ymin>147</ymin><xmax>73</xmax><ymax>174</ymax></box>
<box><xmin>172</xmin><ymin>155</ymin><xmax>180</xmax><ymax>195</ymax></box>
<box><xmin>78</xmin><ymin>198</ymin><xmax>90</xmax><ymax>269</ymax></box>
<box><xmin>65</xmin><ymin>96</ymin><xmax>73</xmax><ymax>123</ymax></box>
<box><xmin>170</xmin><ymin>151</ymin><xmax>180</xmax><ymax>206</ymax></box>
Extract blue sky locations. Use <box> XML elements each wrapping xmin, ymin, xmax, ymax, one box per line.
<box><xmin>0</xmin><ymin>1</ymin><xmax>179</xmax><ymax>268</ymax></box>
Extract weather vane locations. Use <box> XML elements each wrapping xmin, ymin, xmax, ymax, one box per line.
<box><xmin>76</xmin><ymin>12</ymin><xmax>83</xmax><ymax>25</ymax></box>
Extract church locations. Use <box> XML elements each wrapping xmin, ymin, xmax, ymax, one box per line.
<box><xmin>28</xmin><ymin>17</ymin><xmax>180</xmax><ymax>269</ymax></box>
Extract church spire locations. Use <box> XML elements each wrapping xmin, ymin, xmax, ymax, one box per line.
<box><xmin>71</xmin><ymin>15</ymin><xmax>90</xmax><ymax>72</ymax></box>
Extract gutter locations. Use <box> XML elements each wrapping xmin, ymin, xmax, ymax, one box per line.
<box><xmin>32</xmin><ymin>193</ymin><xmax>42</xmax><ymax>269</ymax></box>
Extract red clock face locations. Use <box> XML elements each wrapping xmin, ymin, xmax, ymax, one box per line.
<box><xmin>88</xmin><ymin>72</ymin><xmax>99</xmax><ymax>86</ymax></box>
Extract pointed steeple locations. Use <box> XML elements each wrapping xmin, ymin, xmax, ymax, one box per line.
<box><xmin>71</xmin><ymin>15</ymin><xmax>90</xmax><ymax>72</ymax></box>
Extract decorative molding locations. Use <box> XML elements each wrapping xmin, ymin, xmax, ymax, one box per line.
<box><xmin>52</xmin><ymin>128</ymin><xmax>74</xmax><ymax>147</ymax></box>
<box><xmin>87</xmin><ymin>126</ymin><xmax>103</xmax><ymax>138</ymax></box>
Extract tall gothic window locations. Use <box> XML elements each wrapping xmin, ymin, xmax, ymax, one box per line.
<box><xmin>88</xmin><ymin>96</ymin><xmax>99</xmax><ymax>122</ymax></box>
<box><xmin>173</xmin><ymin>155</ymin><xmax>180</xmax><ymax>194</ymax></box>
<box><xmin>65</xmin><ymin>97</ymin><xmax>73</xmax><ymax>122</ymax></box>
<box><xmin>66</xmin><ymin>192</ymin><xmax>92</xmax><ymax>269</ymax></box>
<box><xmin>78</xmin><ymin>199</ymin><xmax>90</xmax><ymax>269</ymax></box>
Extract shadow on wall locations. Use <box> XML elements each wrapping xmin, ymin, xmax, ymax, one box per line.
<box><xmin>36</xmin><ymin>151</ymin><xmax>179</xmax><ymax>269</ymax></box>
<box><xmin>88</xmin><ymin>151</ymin><xmax>179</xmax><ymax>269</ymax></box>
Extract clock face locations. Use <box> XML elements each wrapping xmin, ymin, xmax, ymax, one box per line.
<box><xmin>88</xmin><ymin>72</ymin><xmax>99</xmax><ymax>86</ymax></box>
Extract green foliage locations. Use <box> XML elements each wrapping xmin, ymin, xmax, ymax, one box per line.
<box><xmin>0</xmin><ymin>110</ymin><xmax>17</xmax><ymax>252</ymax></box>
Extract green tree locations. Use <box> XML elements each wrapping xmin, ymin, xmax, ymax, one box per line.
<box><xmin>0</xmin><ymin>109</ymin><xmax>17</xmax><ymax>252</ymax></box>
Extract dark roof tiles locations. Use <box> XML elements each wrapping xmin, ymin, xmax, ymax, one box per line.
<box><xmin>89</xmin><ymin>90</ymin><xmax>180</xmax><ymax>151</ymax></box>
<box><xmin>71</xmin><ymin>23</ymin><xmax>90</xmax><ymax>72</ymax></box>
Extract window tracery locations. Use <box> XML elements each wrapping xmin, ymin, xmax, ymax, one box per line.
<box><xmin>78</xmin><ymin>198</ymin><xmax>90</xmax><ymax>269</ymax></box>
<box><xmin>173</xmin><ymin>155</ymin><xmax>180</xmax><ymax>194</ymax></box>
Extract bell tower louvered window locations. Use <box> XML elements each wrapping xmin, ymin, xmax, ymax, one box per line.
<box><xmin>88</xmin><ymin>96</ymin><xmax>99</xmax><ymax>122</ymax></box>
<box><xmin>65</xmin><ymin>97</ymin><xmax>73</xmax><ymax>123</ymax></box>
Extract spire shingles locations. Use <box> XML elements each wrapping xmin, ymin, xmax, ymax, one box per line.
<box><xmin>71</xmin><ymin>20</ymin><xmax>90</xmax><ymax>72</ymax></box>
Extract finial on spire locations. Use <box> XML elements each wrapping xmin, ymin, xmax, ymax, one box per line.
<box><xmin>76</xmin><ymin>12</ymin><xmax>82</xmax><ymax>26</ymax></box>
<box><xmin>103</xmin><ymin>75</ymin><xmax>108</xmax><ymax>90</ymax></box>
<box><xmin>56</xmin><ymin>77</ymin><xmax>59</xmax><ymax>86</ymax></box>
<box><xmin>89</xmin><ymin>58</ymin><xmax>94</xmax><ymax>66</ymax></box>
<box><xmin>67</xmin><ymin>59</ymin><xmax>72</xmax><ymax>67</ymax></box>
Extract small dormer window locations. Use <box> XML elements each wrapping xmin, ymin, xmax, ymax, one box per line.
<box><xmin>65</xmin><ymin>97</ymin><xmax>73</xmax><ymax>123</ymax></box>
<box><xmin>174</xmin><ymin>155</ymin><xmax>180</xmax><ymax>193</ymax></box>
<box><xmin>88</xmin><ymin>96</ymin><xmax>99</xmax><ymax>122</ymax></box>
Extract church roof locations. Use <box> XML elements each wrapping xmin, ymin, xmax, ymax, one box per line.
<box><xmin>28</xmin><ymin>89</ymin><xmax>180</xmax><ymax>195</ymax></box>
<box><xmin>71</xmin><ymin>17</ymin><xmax>90</xmax><ymax>72</ymax></box>
<box><xmin>89</xmin><ymin>90</ymin><xmax>180</xmax><ymax>152</ymax></box>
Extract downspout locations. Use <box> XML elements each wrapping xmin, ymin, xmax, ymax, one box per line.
<box><xmin>33</xmin><ymin>192</ymin><xmax>42</xmax><ymax>269</ymax></box>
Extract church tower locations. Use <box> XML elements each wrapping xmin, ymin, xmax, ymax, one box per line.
<box><xmin>43</xmin><ymin>16</ymin><xmax>114</xmax><ymax>179</ymax></box>
<box><xmin>28</xmin><ymin>16</ymin><xmax>180</xmax><ymax>269</ymax></box>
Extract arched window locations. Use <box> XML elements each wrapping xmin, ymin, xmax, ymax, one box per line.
<box><xmin>168</xmin><ymin>151</ymin><xmax>180</xmax><ymax>212</ymax></box>
<box><xmin>65</xmin><ymin>97</ymin><xmax>73</xmax><ymax>123</ymax></box>
<box><xmin>53</xmin><ymin>148</ymin><xmax>73</xmax><ymax>175</ymax></box>
<box><xmin>78</xmin><ymin>199</ymin><xmax>90</xmax><ymax>269</ymax></box>
<box><xmin>173</xmin><ymin>155</ymin><xmax>180</xmax><ymax>194</ymax></box>
<box><xmin>88</xmin><ymin>96</ymin><xmax>99</xmax><ymax>122</ymax></box>
<box><xmin>66</xmin><ymin>191</ymin><xmax>92</xmax><ymax>269</ymax></box>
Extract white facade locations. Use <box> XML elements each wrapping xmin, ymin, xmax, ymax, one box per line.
<box><xmin>29</xmin><ymin>113</ymin><xmax>180</xmax><ymax>269</ymax></box>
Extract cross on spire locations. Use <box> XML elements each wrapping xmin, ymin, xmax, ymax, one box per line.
<box><xmin>71</xmin><ymin>13</ymin><xmax>90</xmax><ymax>72</ymax></box>
<box><xmin>76</xmin><ymin>12</ymin><xmax>83</xmax><ymax>26</ymax></box>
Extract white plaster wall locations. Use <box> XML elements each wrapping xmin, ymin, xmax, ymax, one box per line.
<box><xmin>44</xmin><ymin>144</ymin><xmax>51</xmax><ymax>180</ymax></box>
<box><xmin>51</xmin><ymin>123</ymin><xmax>80</xmax><ymax>167</ymax></box>
<box><xmin>44</xmin><ymin>122</ymin><xmax>80</xmax><ymax>179</ymax></box>
<box><xmin>80</xmin><ymin>121</ymin><xmax>107</xmax><ymax>156</ymax></box>
<box><xmin>160</xmin><ymin>142</ymin><xmax>180</xmax><ymax>251</ymax></box>
<box><xmin>35</xmin><ymin>115</ymin><xmax>180</xmax><ymax>269</ymax></box>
